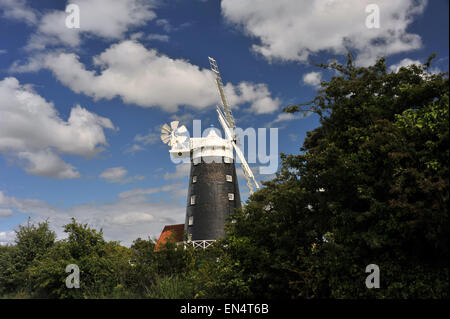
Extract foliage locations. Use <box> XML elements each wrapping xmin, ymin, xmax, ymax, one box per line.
<box><xmin>201</xmin><ymin>54</ymin><xmax>449</xmax><ymax>298</ymax></box>
<box><xmin>25</xmin><ymin>218</ymin><xmax>132</xmax><ymax>298</ymax></box>
<box><xmin>0</xmin><ymin>218</ymin><xmax>55</xmax><ymax>295</ymax></box>
<box><xmin>146</xmin><ymin>274</ymin><xmax>194</xmax><ymax>299</ymax></box>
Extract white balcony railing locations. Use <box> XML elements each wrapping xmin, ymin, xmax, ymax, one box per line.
<box><xmin>183</xmin><ymin>239</ymin><xmax>216</xmax><ymax>249</ymax></box>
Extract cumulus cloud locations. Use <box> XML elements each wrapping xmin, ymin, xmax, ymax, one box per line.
<box><xmin>156</xmin><ymin>18</ymin><xmax>172</xmax><ymax>32</ymax></box>
<box><xmin>118</xmin><ymin>183</ymin><xmax>183</xmax><ymax>199</ymax></box>
<box><xmin>11</xmin><ymin>40</ymin><xmax>280</xmax><ymax>113</ymax></box>
<box><xmin>0</xmin><ymin>0</ymin><xmax>37</xmax><ymax>25</ymax></box>
<box><xmin>0</xmin><ymin>208</ymin><xmax>13</xmax><ymax>217</ymax></box>
<box><xmin>225</xmin><ymin>82</ymin><xmax>280</xmax><ymax>114</ymax></box>
<box><xmin>112</xmin><ymin>212</ymin><xmax>154</xmax><ymax>226</ymax></box>
<box><xmin>0</xmin><ymin>189</ymin><xmax>185</xmax><ymax>246</ymax></box>
<box><xmin>164</xmin><ymin>163</ymin><xmax>191</xmax><ymax>180</ymax></box>
<box><xmin>389</xmin><ymin>57</ymin><xmax>442</xmax><ymax>75</ymax></box>
<box><xmin>100</xmin><ymin>167</ymin><xmax>128</xmax><ymax>182</ymax></box>
<box><xmin>124</xmin><ymin>144</ymin><xmax>145</xmax><ymax>154</ymax></box>
<box><xmin>0</xmin><ymin>230</ymin><xmax>16</xmax><ymax>245</ymax></box>
<box><xmin>146</xmin><ymin>33</ymin><xmax>170</xmax><ymax>42</ymax></box>
<box><xmin>0</xmin><ymin>77</ymin><xmax>115</xmax><ymax>178</ymax></box>
<box><xmin>302</xmin><ymin>71</ymin><xmax>322</xmax><ymax>88</ymax></box>
<box><xmin>221</xmin><ymin>0</ymin><xmax>426</xmax><ymax>65</ymax></box>
<box><xmin>9</xmin><ymin>0</ymin><xmax>157</xmax><ymax>50</ymax></box>
<box><xmin>267</xmin><ymin>112</ymin><xmax>302</xmax><ymax>127</ymax></box>
<box><xmin>123</xmin><ymin>125</ymin><xmax>162</xmax><ymax>154</ymax></box>
<box><xmin>134</xmin><ymin>131</ymin><xmax>160</xmax><ymax>145</ymax></box>
<box><xmin>18</xmin><ymin>150</ymin><xmax>80</xmax><ymax>179</ymax></box>
<box><xmin>99</xmin><ymin>166</ymin><xmax>145</xmax><ymax>184</ymax></box>
<box><xmin>389</xmin><ymin>58</ymin><xmax>422</xmax><ymax>72</ymax></box>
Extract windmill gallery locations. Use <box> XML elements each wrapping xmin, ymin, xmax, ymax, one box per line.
<box><xmin>155</xmin><ymin>57</ymin><xmax>276</xmax><ymax>250</ymax></box>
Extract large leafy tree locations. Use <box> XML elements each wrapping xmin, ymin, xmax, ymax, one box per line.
<box><xmin>206</xmin><ymin>55</ymin><xmax>448</xmax><ymax>298</ymax></box>
<box><xmin>0</xmin><ymin>218</ymin><xmax>55</xmax><ymax>295</ymax></box>
<box><xmin>26</xmin><ymin>218</ymin><xmax>132</xmax><ymax>298</ymax></box>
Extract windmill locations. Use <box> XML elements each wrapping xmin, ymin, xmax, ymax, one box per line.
<box><xmin>157</xmin><ymin>57</ymin><xmax>259</xmax><ymax>247</ymax></box>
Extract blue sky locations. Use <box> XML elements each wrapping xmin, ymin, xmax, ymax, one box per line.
<box><xmin>0</xmin><ymin>0</ymin><xmax>448</xmax><ymax>246</ymax></box>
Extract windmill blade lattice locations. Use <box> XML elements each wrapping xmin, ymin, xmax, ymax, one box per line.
<box><xmin>160</xmin><ymin>121</ymin><xmax>189</xmax><ymax>148</ymax></box>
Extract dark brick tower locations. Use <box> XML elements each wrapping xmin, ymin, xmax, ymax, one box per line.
<box><xmin>185</xmin><ymin>158</ymin><xmax>241</xmax><ymax>241</ymax></box>
<box><xmin>184</xmin><ymin>129</ymin><xmax>241</xmax><ymax>241</ymax></box>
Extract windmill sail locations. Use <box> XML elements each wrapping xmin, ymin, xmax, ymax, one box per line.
<box><xmin>208</xmin><ymin>57</ymin><xmax>236</xmax><ymax>133</ymax></box>
<box><xmin>160</xmin><ymin>121</ymin><xmax>189</xmax><ymax>148</ymax></box>
<box><xmin>209</xmin><ymin>57</ymin><xmax>260</xmax><ymax>194</ymax></box>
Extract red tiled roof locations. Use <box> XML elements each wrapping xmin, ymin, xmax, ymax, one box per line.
<box><xmin>155</xmin><ymin>224</ymin><xmax>184</xmax><ymax>251</ymax></box>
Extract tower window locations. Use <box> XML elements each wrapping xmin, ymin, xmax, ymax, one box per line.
<box><xmin>188</xmin><ymin>216</ymin><xmax>194</xmax><ymax>226</ymax></box>
<box><xmin>226</xmin><ymin>174</ymin><xmax>232</xmax><ymax>182</ymax></box>
<box><xmin>228</xmin><ymin>193</ymin><xmax>234</xmax><ymax>201</ymax></box>
<box><xmin>190</xmin><ymin>195</ymin><xmax>196</xmax><ymax>205</ymax></box>
<box><xmin>192</xmin><ymin>176</ymin><xmax>197</xmax><ymax>183</ymax></box>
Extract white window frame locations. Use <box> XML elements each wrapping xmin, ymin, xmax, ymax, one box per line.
<box><xmin>190</xmin><ymin>195</ymin><xmax>196</xmax><ymax>205</ymax></box>
<box><xmin>226</xmin><ymin>174</ymin><xmax>233</xmax><ymax>182</ymax></box>
<box><xmin>192</xmin><ymin>176</ymin><xmax>197</xmax><ymax>183</ymax></box>
<box><xmin>188</xmin><ymin>216</ymin><xmax>194</xmax><ymax>226</ymax></box>
<box><xmin>228</xmin><ymin>193</ymin><xmax>234</xmax><ymax>201</ymax></box>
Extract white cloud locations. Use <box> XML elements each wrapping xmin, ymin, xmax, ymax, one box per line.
<box><xmin>18</xmin><ymin>149</ymin><xmax>80</xmax><ymax>179</ymax></box>
<box><xmin>118</xmin><ymin>183</ymin><xmax>183</xmax><ymax>199</ymax></box>
<box><xmin>0</xmin><ymin>189</ymin><xmax>185</xmax><ymax>246</ymax></box>
<box><xmin>100</xmin><ymin>166</ymin><xmax>128</xmax><ymax>181</ymax></box>
<box><xmin>124</xmin><ymin>144</ymin><xmax>145</xmax><ymax>154</ymax></box>
<box><xmin>112</xmin><ymin>212</ymin><xmax>154</xmax><ymax>226</ymax></box>
<box><xmin>221</xmin><ymin>0</ymin><xmax>426</xmax><ymax>66</ymax></box>
<box><xmin>389</xmin><ymin>57</ymin><xmax>442</xmax><ymax>74</ymax></box>
<box><xmin>169</xmin><ymin>112</ymin><xmax>196</xmax><ymax>124</ymax></box>
<box><xmin>0</xmin><ymin>208</ymin><xmax>13</xmax><ymax>217</ymax></box>
<box><xmin>99</xmin><ymin>166</ymin><xmax>145</xmax><ymax>184</ymax></box>
<box><xmin>22</xmin><ymin>0</ymin><xmax>157</xmax><ymax>50</ymax></box>
<box><xmin>146</xmin><ymin>33</ymin><xmax>170</xmax><ymax>42</ymax></box>
<box><xmin>130</xmin><ymin>31</ymin><xmax>173</xmax><ymax>43</ymax></box>
<box><xmin>156</xmin><ymin>18</ymin><xmax>172</xmax><ymax>32</ymax></box>
<box><xmin>0</xmin><ymin>0</ymin><xmax>37</xmax><ymax>25</ymax></box>
<box><xmin>123</xmin><ymin>126</ymin><xmax>161</xmax><ymax>154</ymax></box>
<box><xmin>0</xmin><ymin>230</ymin><xmax>16</xmax><ymax>245</ymax></box>
<box><xmin>134</xmin><ymin>131</ymin><xmax>160</xmax><ymax>145</ymax></box>
<box><xmin>225</xmin><ymin>82</ymin><xmax>280</xmax><ymax>114</ymax></box>
<box><xmin>269</xmin><ymin>112</ymin><xmax>301</xmax><ymax>124</ymax></box>
<box><xmin>389</xmin><ymin>58</ymin><xmax>422</xmax><ymax>72</ymax></box>
<box><xmin>12</xmin><ymin>40</ymin><xmax>279</xmax><ymax>114</ymax></box>
<box><xmin>0</xmin><ymin>77</ymin><xmax>115</xmax><ymax>178</ymax></box>
<box><xmin>155</xmin><ymin>18</ymin><xmax>192</xmax><ymax>33</ymax></box>
<box><xmin>164</xmin><ymin>163</ymin><xmax>191</xmax><ymax>180</ymax></box>
<box><xmin>302</xmin><ymin>71</ymin><xmax>322</xmax><ymax>88</ymax></box>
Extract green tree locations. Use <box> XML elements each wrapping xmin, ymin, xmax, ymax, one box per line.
<box><xmin>27</xmin><ymin>218</ymin><xmax>132</xmax><ymax>298</ymax></box>
<box><xmin>0</xmin><ymin>218</ymin><xmax>56</xmax><ymax>296</ymax></box>
<box><xmin>206</xmin><ymin>54</ymin><xmax>448</xmax><ymax>298</ymax></box>
<box><xmin>0</xmin><ymin>244</ymin><xmax>18</xmax><ymax>296</ymax></box>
